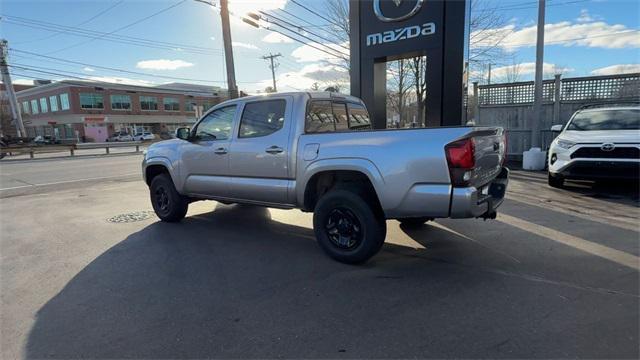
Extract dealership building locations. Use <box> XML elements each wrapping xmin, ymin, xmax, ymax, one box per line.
<box><xmin>16</xmin><ymin>81</ymin><xmax>227</xmax><ymax>142</ymax></box>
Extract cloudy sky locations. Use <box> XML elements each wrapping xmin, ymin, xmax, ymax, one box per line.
<box><xmin>1</xmin><ymin>0</ymin><xmax>639</xmax><ymax>93</ymax></box>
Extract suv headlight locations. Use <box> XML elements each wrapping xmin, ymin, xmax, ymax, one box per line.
<box><xmin>556</xmin><ymin>139</ymin><xmax>575</xmax><ymax>150</ymax></box>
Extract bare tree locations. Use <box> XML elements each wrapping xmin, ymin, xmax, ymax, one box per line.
<box><xmin>468</xmin><ymin>0</ymin><xmax>511</xmax><ymax>83</ymax></box>
<box><xmin>408</xmin><ymin>56</ymin><xmax>428</xmax><ymax>126</ymax></box>
<box><xmin>324</xmin><ymin>0</ymin><xmax>350</xmax><ymax>71</ymax></box>
<box><xmin>386</xmin><ymin>59</ymin><xmax>414</xmax><ymax>127</ymax></box>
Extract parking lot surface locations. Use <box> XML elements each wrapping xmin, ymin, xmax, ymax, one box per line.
<box><xmin>1</xmin><ymin>154</ymin><xmax>638</xmax><ymax>359</ymax></box>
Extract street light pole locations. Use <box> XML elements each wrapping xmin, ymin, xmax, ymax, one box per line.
<box><xmin>0</xmin><ymin>39</ymin><xmax>26</xmax><ymax>137</ymax></box>
<box><xmin>220</xmin><ymin>0</ymin><xmax>238</xmax><ymax>99</ymax></box>
<box><xmin>531</xmin><ymin>0</ymin><xmax>546</xmax><ymax>149</ymax></box>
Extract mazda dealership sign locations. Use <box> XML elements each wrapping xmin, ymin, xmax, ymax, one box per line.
<box><xmin>350</xmin><ymin>0</ymin><xmax>469</xmax><ymax>128</ymax></box>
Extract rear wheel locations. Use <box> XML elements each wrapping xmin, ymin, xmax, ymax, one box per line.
<box><xmin>548</xmin><ymin>173</ymin><xmax>565</xmax><ymax>188</ymax></box>
<box><xmin>150</xmin><ymin>173</ymin><xmax>188</xmax><ymax>222</ymax></box>
<box><xmin>398</xmin><ymin>217</ymin><xmax>433</xmax><ymax>227</ymax></box>
<box><xmin>313</xmin><ymin>189</ymin><xmax>386</xmax><ymax>264</ymax></box>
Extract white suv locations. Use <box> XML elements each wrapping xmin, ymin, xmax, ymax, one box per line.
<box><xmin>547</xmin><ymin>105</ymin><xmax>640</xmax><ymax>188</ymax></box>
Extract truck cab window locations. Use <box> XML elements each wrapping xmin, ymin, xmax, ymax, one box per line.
<box><xmin>306</xmin><ymin>101</ymin><xmax>336</xmax><ymax>133</ymax></box>
<box><xmin>239</xmin><ymin>99</ymin><xmax>286</xmax><ymax>138</ymax></box>
<box><xmin>194</xmin><ymin>105</ymin><xmax>236</xmax><ymax>141</ymax></box>
<box><xmin>332</xmin><ymin>102</ymin><xmax>349</xmax><ymax>132</ymax></box>
<box><xmin>347</xmin><ymin>103</ymin><xmax>372</xmax><ymax>131</ymax></box>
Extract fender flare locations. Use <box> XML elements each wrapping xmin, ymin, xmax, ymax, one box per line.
<box><xmin>144</xmin><ymin>156</ymin><xmax>181</xmax><ymax>190</ymax></box>
<box><xmin>297</xmin><ymin>158</ymin><xmax>386</xmax><ymax>210</ymax></box>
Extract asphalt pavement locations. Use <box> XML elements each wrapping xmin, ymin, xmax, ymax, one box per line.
<box><xmin>0</xmin><ymin>154</ymin><xmax>638</xmax><ymax>359</ymax></box>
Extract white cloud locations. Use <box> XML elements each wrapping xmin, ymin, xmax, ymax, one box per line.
<box><xmin>291</xmin><ymin>42</ymin><xmax>348</xmax><ymax>63</ymax></box>
<box><xmin>86</xmin><ymin>76</ymin><xmax>155</xmax><ymax>86</ymax></box>
<box><xmin>490</xmin><ymin>62</ymin><xmax>574</xmax><ymax>79</ymax></box>
<box><xmin>591</xmin><ymin>64</ymin><xmax>640</xmax><ymax>76</ymax></box>
<box><xmin>576</xmin><ymin>9</ymin><xmax>595</xmax><ymax>23</ymax></box>
<box><xmin>262</xmin><ymin>32</ymin><xmax>293</xmax><ymax>44</ymax></box>
<box><xmin>83</xmin><ymin>67</ymin><xmax>95</xmax><ymax>72</ymax></box>
<box><xmin>474</xmin><ymin>20</ymin><xmax>640</xmax><ymax>50</ymax></box>
<box><xmin>232</xmin><ymin>41</ymin><xmax>260</xmax><ymax>50</ymax></box>
<box><xmin>13</xmin><ymin>79</ymin><xmax>34</xmax><ymax>85</ymax></box>
<box><xmin>228</xmin><ymin>0</ymin><xmax>286</xmax><ymax>16</ymax></box>
<box><xmin>136</xmin><ymin>59</ymin><xmax>194</xmax><ymax>70</ymax></box>
<box><xmin>254</xmin><ymin>62</ymin><xmax>349</xmax><ymax>92</ymax></box>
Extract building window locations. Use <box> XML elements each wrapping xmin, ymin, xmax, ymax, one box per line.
<box><xmin>163</xmin><ymin>97</ymin><xmax>180</xmax><ymax>111</ymax></box>
<box><xmin>80</xmin><ymin>93</ymin><xmax>104</xmax><ymax>109</ymax></box>
<box><xmin>39</xmin><ymin>98</ymin><xmax>48</xmax><ymax>113</ymax></box>
<box><xmin>110</xmin><ymin>94</ymin><xmax>131</xmax><ymax>110</ymax></box>
<box><xmin>140</xmin><ymin>96</ymin><xmax>158</xmax><ymax>111</ymax></box>
<box><xmin>65</xmin><ymin>124</ymin><xmax>74</xmax><ymax>138</ymax></box>
<box><xmin>185</xmin><ymin>100</ymin><xmax>196</xmax><ymax>112</ymax></box>
<box><xmin>22</xmin><ymin>101</ymin><xmax>30</xmax><ymax>114</ymax></box>
<box><xmin>60</xmin><ymin>93</ymin><xmax>70</xmax><ymax>110</ymax></box>
<box><xmin>30</xmin><ymin>99</ymin><xmax>39</xmax><ymax>114</ymax></box>
<box><xmin>49</xmin><ymin>95</ymin><xmax>59</xmax><ymax>112</ymax></box>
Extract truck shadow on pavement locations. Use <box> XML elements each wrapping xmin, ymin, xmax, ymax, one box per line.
<box><xmin>23</xmin><ymin>204</ymin><xmax>498</xmax><ymax>359</ymax></box>
<box><xmin>24</xmin><ymin>204</ymin><xmax>638</xmax><ymax>359</ymax></box>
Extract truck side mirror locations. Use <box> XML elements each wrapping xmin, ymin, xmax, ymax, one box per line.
<box><xmin>550</xmin><ymin>124</ymin><xmax>563</xmax><ymax>132</ymax></box>
<box><xmin>176</xmin><ymin>127</ymin><xmax>191</xmax><ymax>140</ymax></box>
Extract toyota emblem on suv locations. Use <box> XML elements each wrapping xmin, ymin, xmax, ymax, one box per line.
<box><xmin>601</xmin><ymin>143</ymin><xmax>616</xmax><ymax>151</ymax></box>
<box><xmin>374</xmin><ymin>0</ymin><xmax>425</xmax><ymax>22</ymax></box>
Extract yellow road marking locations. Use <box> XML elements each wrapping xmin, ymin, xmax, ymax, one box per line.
<box><xmin>498</xmin><ymin>213</ymin><xmax>640</xmax><ymax>271</ymax></box>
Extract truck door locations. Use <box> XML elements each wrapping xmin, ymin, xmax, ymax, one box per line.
<box><xmin>181</xmin><ymin>105</ymin><xmax>237</xmax><ymax>197</ymax></box>
<box><xmin>228</xmin><ymin>97</ymin><xmax>292</xmax><ymax>204</ymax></box>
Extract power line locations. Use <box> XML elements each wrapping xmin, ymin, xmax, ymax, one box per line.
<box><xmin>259</xmin><ymin>16</ymin><xmax>348</xmax><ymax>58</ymax></box>
<box><xmin>259</xmin><ymin>11</ymin><xmax>349</xmax><ymax>52</ymax></box>
<box><xmin>289</xmin><ymin>0</ymin><xmax>340</xmax><ymax>27</ymax></box>
<box><xmin>7</xmin><ymin>66</ymin><xmax>264</xmax><ymax>94</ymax></box>
<box><xmin>13</xmin><ymin>0</ymin><xmax>125</xmax><ymax>45</ymax></box>
<box><xmin>47</xmin><ymin>0</ymin><xmax>189</xmax><ymax>54</ymax></box>
<box><xmin>2</xmin><ymin>15</ymin><xmax>220</xmax><ymax>55</ymax></box>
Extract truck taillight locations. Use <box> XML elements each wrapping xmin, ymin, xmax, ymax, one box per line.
<box><xmin>445</xmin><ymin>138</ymin><xmax>475</xmax><ymax>186</ymax></box>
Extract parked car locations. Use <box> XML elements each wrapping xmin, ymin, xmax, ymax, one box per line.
<box><xmin>134</xmin><ymin>131</ymin><xmax>156</xmax><ymax>141</ymax></box>
<box><xmin>548</xmin><ymin>105</ymin><xmax>640</xmax><ymax>188</ymax></box>
<box><xmin>107</xmin><ymin>132</ymin><xmax>134</xmax><ymax>142</ymax></box>
<box><xmin>32</xmin><ymin>135</ymin><xmax>60</xmax><ymax>145</ymax></box>
<box><xmin>142</xmin><ymin>92</ymin><xmax>509</xmax><ymax>264</ymax></box>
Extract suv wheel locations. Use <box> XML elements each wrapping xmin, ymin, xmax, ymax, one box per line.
<box><xmin>313</xmin><ymin>189</ymin><xmax>386</xmax><ymax>264</ymax></box>
<box><xmin>548</xmin><ymin>173</ymin><xmax>565</xmax><ymax>188</ymax></box>
<box><xmin>398</xmin><ymin>217</ymin><xmax>433</xmax><ymax>227</ymax></box>
<box><xmin>150</xmin><ymin>173</ymin><xmax>188</xmax><ymax>222</ymax></box>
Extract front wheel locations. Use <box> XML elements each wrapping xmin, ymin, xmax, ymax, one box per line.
<box><xmin>313</xmin><ymin>189</ymin><xmax>386</xmax><ymax>264</ymax></box>
<box><xmin>548</xmin><ymin>173</ymin><xmax>565</xmax><ymax>188</ymax></box>
<box><xmin>150</xmin><ymin>173</ymin><xmax>188</xmax><ymax>222</ymax></box>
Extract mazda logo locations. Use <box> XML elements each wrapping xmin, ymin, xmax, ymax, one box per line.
<box><xmin>601</xmin><ymin>143</ymin><xmax>615</xmax><ymax>152</ymax></box>
<box><xmin>374</xmin><ymin>0</ymin><xmax>424</xmax><ymax>22</ymax></box>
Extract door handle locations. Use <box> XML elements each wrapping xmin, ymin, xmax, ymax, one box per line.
<box><xmin>214</xmin><ymin>147</ymin><xmax>227</xmax><ymax>155</ymax></box>
<box><xmin>265</xmin><ymin>146</ymin><xmax>284</xmax><ymax>154</ymax></box>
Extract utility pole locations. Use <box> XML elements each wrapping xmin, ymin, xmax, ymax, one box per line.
<box><xmin>0</xmin><ymin>39</ymin><xmax>26</xmax><ymax>137</ymax></box>
<box><xmin>531</xmin><ymin>0</ymin><xmax>546</xmax><ymax>149</ymax></box>
<box><xmin>262</xmin><ymin>53</ymin><xmax>282</xmax><ymax>92</ymax></box>
<box><xmin>220</xmin><ymin>0</ymin><xmax>238</xmax><ymax>99</ymax></box>
<box><xmin>487</xmin><ymin>63</ymin><xmax>492</xmax><ymax>85</ymax></box>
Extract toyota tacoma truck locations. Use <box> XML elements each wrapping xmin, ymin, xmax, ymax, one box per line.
<box><xmin>142</xmin><ymin>92</ymin><xmax>509</xmax><ymax>264</ymax></box>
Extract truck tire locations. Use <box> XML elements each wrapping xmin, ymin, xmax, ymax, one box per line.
<box><xmin>398</xmin><ymin>217</ymin><xmax>433</xmax><ymax>227</ymax></box>
<box><xmin>548</xmin><ymin>173</ymin><xmax>565</xmax><ymax>188</ymax></box>
<box><xmin>150</xmin><ymin>173</ymin><xmax>188</xmax><ymax>222</ymax></box>
<box><xmin>313</xmin><ymin>189</ymin><xmax>386</xmax><ymax>264</ymax></box>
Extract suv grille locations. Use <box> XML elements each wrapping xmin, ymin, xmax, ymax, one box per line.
<box><xmin>570</xmin><ymin>147</ymin><xmax>640</xmax><ymax>159</ymax></box>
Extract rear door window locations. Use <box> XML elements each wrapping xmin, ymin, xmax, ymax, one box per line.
<box><xmin>306</xmin><ymin>101</ymin><xmax>335</xmax><ymax>133</ymax></box>
<box><xmin>347</xmin><ymin>103</ymin><xmax>372</xmax><ymax>131</ymax></box>
<box><xmin>239</xmin><ymin>99</ymin><xmax>286</xmax><ymax>138</ymax></box>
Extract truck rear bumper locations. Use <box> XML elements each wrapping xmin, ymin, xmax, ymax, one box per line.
<box><xmin>450</xmin><ymin>167</ymin><xmax>509</xmax><ymax>219</ymax></box>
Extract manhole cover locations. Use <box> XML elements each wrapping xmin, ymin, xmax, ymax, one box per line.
<box><xmin>107</xmin><ymin>211</ymin><xmax>155</xmax><ymax>223</ymax></box>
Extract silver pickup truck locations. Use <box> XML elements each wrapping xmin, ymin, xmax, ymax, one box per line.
<box><xmin>143</xmin><ymin>92</ymin><xmax>508</xmax><ymax>263</ymax></box>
